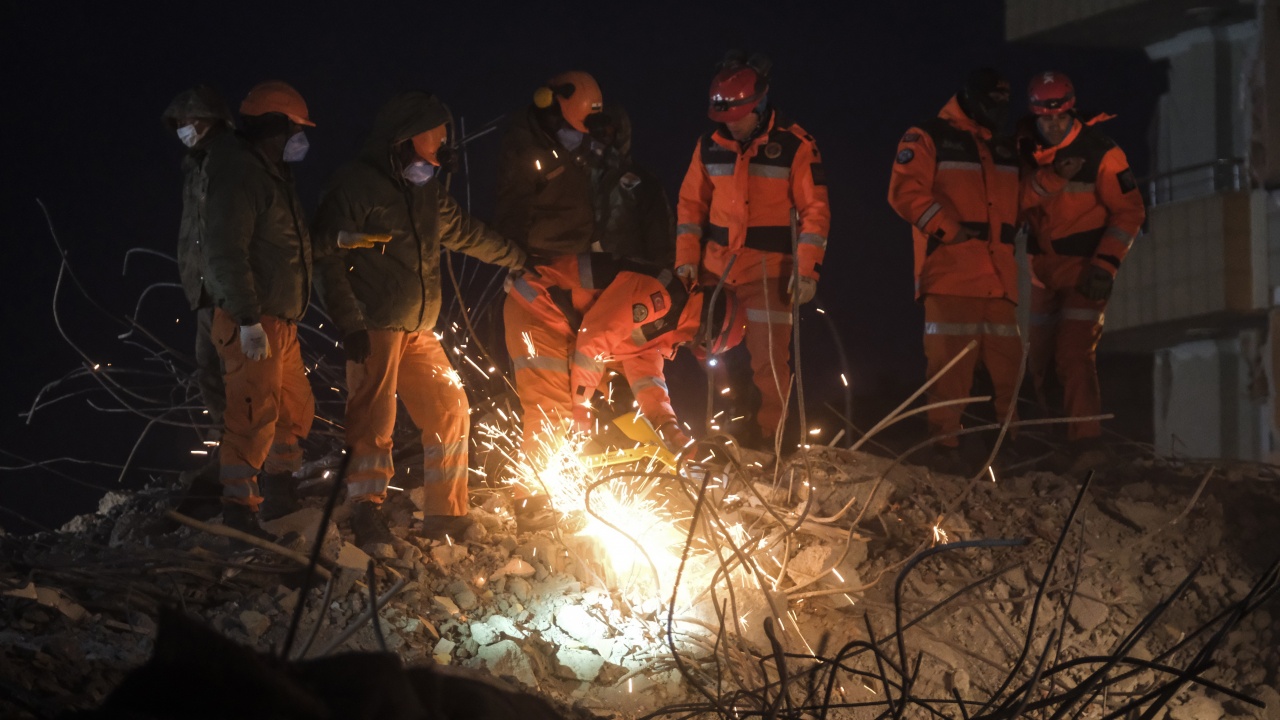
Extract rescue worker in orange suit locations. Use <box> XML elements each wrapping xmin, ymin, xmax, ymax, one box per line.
<box><xmin>570</xmin><ymin>259</ymin><xmax>746</xmax><ymax>450</ymax></box>
<box><xmin>675</xmin><ymin>51</ymin><xmax>831</xmax><ymax>451</ymax></box>
<box><xmin>313</xmin><ymin>91</ymin><xmax>527</xmax><ymax>546</ymax></box>
<box><xmin>887</xmin><ymin>69</ymin><xmax>1080</xmax><ymax>474</ymax></box>
<box><xmin>203</xmin><ymin>81</ymin><xmax>317</xmax><ymax>534</ymax></box>
<box><xmin>162</xmin><ymin>85</ymin><xmax>235</xmax><ymax>520</ymax></box>
<box><xmin>1020</xmin><ymin>72</ymin><xmax>1145</xmax><ymax>453</ymax></box>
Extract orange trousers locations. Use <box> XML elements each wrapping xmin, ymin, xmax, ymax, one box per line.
<box><xmin>1030</xmin><ymin>256</ymin><xmax>1106</xmax><ymax>440</ymax></box>
<box><xmin>719</xmin><ymin>274</ymin><xmax>793</xmax><ymax>440</ymax></box>
<box><xmin>213</xmin><ymin>309</ymin><xmax>314</xmax><ymax>508</ymax></box>
<box><xmin>346</xmin><ymin>330</ymin><xmax>470</xmax><ymax>516</ymax></box>
<box><xmin>922</xmin><ymin>295</ymin><xmax>1022</xmax><ymax>448</ymax></box>
<box><xmin>503</xmin><ymin>272</ymin><xmax>598</xmax><ymax>456</ymax></box>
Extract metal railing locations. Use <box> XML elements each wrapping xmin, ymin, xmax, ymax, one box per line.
<box><xmin>1142</xmin><ymin>157</ymin><xmax>1248</xmax><ymax>207</ymax></box>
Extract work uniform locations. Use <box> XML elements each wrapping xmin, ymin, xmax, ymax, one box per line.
<box><xmin>568</xmin><ymin>255</ymin><xmax>694</xmax><ymax>431</ymax></box>
<box><xmin>203</xmin><ymin>130</ymin><xmax>315</xmax><ymax>508</ymax></box>
<box><xmin>1024</xmin><ymin>116</ymin><xmax>1145</xmax><ymax>440</ymax></box>
<box><xmin>163</xmin><ymin>88</ymin><xmax>230</xmax><ymax>435</ymax></box>
<box><xmin>498</xmin><ymin>103</ymin><xmax>672</xmax><ymax>451</ymax></box>
<box><xmin>888</xmin><ymin>96</ymin><xmax>1064</xmax><ymax>446</ymax></box>
<box><xmin>313</xmin><ymin>92</ymin><xmax>526</xmax><ymax>516</ymax></box>
<box><xmin>675</xmin><ymin>109</ymin><xmax>829</xmax><ymax>440</ymax></box>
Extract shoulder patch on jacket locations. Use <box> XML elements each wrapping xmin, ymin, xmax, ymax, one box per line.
<box><xmin>1116</xmin><ymin>168</ymin><xmax>1138</xmax><ymax>194</ymax></box>
<box><xmin>896</xmin><ymin>148</ymin><xmax>915</xmax><ymax>164</ymax></box>
<box><xmin>650</xmin><ymin>291</ymin><xmax>665</xmax><ymax>311</ymax></box>
<box><xmin>901</xmin><ymin>132</ymin><xmax>921</xmax><ymax>143</ymax></box>
<box><xmin>632</xmin><ymin>303</ymin><xmax>649</xmax><ymax>322</ymax></box>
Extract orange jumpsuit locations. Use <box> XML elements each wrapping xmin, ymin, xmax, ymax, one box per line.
<box><xmin>569</xmin><ymin>261</ymin><xmax>699</xmax><ymax>432</ymax></box>
<box><xmin>888</xmin><ymin>97</ymin><xmax>1064</xmax><ymax>447</ymax></box>
<box><xmin>676</xmin><ymin>109</ymin><xmax>830</xmax><ymax>439</ymax></box>
<box><xmin>1025</xmin><ymin>117</ymin><xmax>1145</xmax><ymax>440</ymax></box>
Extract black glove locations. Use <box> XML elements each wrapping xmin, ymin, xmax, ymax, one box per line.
<box><xmin>1076</xmin><ymin>265</ymin><xmax>1114</xmax><ymax>302</ymax></box>
<box><xmin>344</xmin><ymin>329</ymin><xmax>372</xmax><ymax>364</ymax></box>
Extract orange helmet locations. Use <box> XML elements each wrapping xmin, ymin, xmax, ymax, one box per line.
<box><xmin>534</xmin><ymin>71</ymin><xmax>602</xmax><ymax>133</ymax></box>
<box><xmin>1028</xmin><ymin>71</ymin><xmax>1076</xmax><ymax>116</ymax></box>
<box><xmin>240</xmin><ymin>81</ymin><xmax>315</xmax><ymax>126</ymax></box>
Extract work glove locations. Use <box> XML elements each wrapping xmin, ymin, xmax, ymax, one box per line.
<box><xmin>789</xmin><ymin>275</ymin><xmax>817</xmax><ymax>305</ymax></box>
<box><xmin>657</xmin><ymin>422</ymin><xmax>692</xmax><ymax>453</ymax></box>
<box><xmin>336</xmin><ymin>231</ymin><xmax>393</xmax><ymax>249</ymax></box>
<box><xmin>675</xmin><ymin>264</ymin><xmax>697</xmax><ymax>286</ymax></box>
<box><xmin>344</xmin><ymin>329</ymin><xmax>372</xmax><ymax>364</ymax></box>
<box><xmin>239</xmin><ymin>323</ymin><xmax>271</xmax><ymax>361</ymax></box>
<box><xmin>1076</xmin><ymin>265</ymin><xmax>1115</xmax><ymax>302</ymax></box>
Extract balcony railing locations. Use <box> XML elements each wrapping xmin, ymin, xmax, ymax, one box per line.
<box><xmin>1142</xmin><ymin>157</ymin><xmax>1248</xmax><ymax>208</ymax></box>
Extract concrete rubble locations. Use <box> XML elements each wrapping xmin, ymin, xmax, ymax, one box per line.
<box><xmin>2</xmin><ymin>445</ymin><xmax>1278</xmax><ymax>718</ymax></box>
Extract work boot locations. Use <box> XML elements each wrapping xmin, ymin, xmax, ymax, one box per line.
<box><xmin>172</xmin><ymin>458</ymin><xmax>223</xmax><ymax>521</ymax></box>
<box><xmin>350</xmin><ymin>501</ymin><xmax>397</xmax><ymax>557</ymax></box>
<box><xmin>420</xmin><ymin>514</ymin><xmax>476</xmax><ymax>542</ymax></box>
<box><xmin>923</xmin><ymin>445</ymin><xmax>972</xmax><ymax>477</ymax></box>
<box><xmin>513</xmin><ymin>495</ymin><xmax>560</xmax><ymax>534</ymax></box>
<box><xmin>220</xmin><ymin>503</ymin><xmax>276</xmax><ymax>543</ymax></box>
<box><xmin>258</xmin><ymin>472</ymin><xmax>301</xmax><ymax>521</ymax></box>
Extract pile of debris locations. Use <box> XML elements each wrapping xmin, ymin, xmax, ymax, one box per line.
<box><xmin>2</xmin><ymin>443</ymin><xmax>1278</xmax><ymax>719</ymax></box>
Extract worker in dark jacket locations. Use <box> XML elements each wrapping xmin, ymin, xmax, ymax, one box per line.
<box><xmin>314</xmin><ymin>91</ymin><xmax>527</xmax><ymax>546</ymax></box>
<box><xmin>591</xmin><ymin>102</ymin><xmax>676</xmax><ymax>267</ymax></box>
<box><xmin>162</xmin><ymin>85</ymin><xmax>235</xmax><ymax>520</ymax></box>
<box><xmin>203</xmin><ymin>81</ymin><xmax>317</xmax><ymax>534</ymax></box>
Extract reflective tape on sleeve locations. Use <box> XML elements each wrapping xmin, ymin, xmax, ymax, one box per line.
<box><xmin>1104</xmin><ymin>226</ymin><xmax>1134</xmax><ymax>245</ymax></box>
<box><xmin>746</xmin><ymin>308</ymin><xmax>793</xmax><ymax>325</ymax></box>
<box><xmin>916</xmin><ymin>203</ymin><xmax>942</xmax><ymax>230</ymax></box>
<box><xmin>676</xmin><ymin>223</ymin><xmax>703</xmax><ymax>239</ymax></box>
<box><xmin>798</xmin><ymin>233</ymin><xmax>827</xmax><ymax>249</ymax></box>
<box><xmin>937</xmin><ymin>161</ymin><xmax>983</xmax><ymax>172</ymax></box>
<box><xmin>511</xmin><ymin>275</ymin><xmax>539</xmax><ymax>302</ymax></box>
<box><xmin>346</xmin><ymin>478</ymin><xmax>390</xmax><ymax>497</ymax></box>
<box><xmin>512</xmin><ymin>355</ymin><xmax>570</xmax><ymax>374</ymax></box>
<box><xmin>704</xmin><ymin>163</ymin><xmax>734</xmax><ymax>177</ymax></box>
<box><xmin>572</xmin><ymin>350</ymin><xmax>607</xmax><ymax>373</ymax></box>
<box><xmin>630</xmin><ymin>375</ymin><xmax>669</xmax><ymax>394</ymax></box>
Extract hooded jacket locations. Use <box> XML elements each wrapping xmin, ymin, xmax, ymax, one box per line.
<box><xmin>592</xmin><ymin>103</ymin><xmax>676</xmax><ymax>266</ymax></box>
<box><xmin>162</xmin><ymin>86</ymin><xmax>233</xmax><ymax>310</ymax></box>
<box><xmin>203</xmin><ymin>129</ymin><xmax>312</xmax><ymax>325</ymax></box>
<box><xmin>888</xmin><ymin>96</ymin><xmax>1065</xmax><ymax>300</ymax></box>
<box><xmin>313</xmin><ymin>91</ymin><xmax>526</xmax><ymax>336</ymax></box>
<box><xmin>494</xmin><ymin>104</ymin><xmax>602</xmax><ymax>258</ymax></box>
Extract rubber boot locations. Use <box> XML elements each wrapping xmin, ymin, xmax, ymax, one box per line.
<box><xmin>512</xmin><ymin>495</ymin><xmax>559</xmax><ymax>534</ymax></box>
<box><xmin>258</xmin><ymin>472</ymin><xmax>301</xmax><ymax>522</ymax></box>
<box><xmin>220</xmin><ymin>503</ymin><xmax>276</xmax><ymax>544</ymax></box>
<box><xmin>350</xmin><ymin>501</ymin><xmax>396</xmax><ymax>556</ymax></box>
<box><xmin>421</xmin><ymin>514</ymin><xmax>476</xmax><ymax>542</ymax></box>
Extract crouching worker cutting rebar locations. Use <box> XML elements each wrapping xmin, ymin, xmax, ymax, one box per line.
<box><xmin>312</xmin><ymin>91</ymin><xmax>528</xmax><ymax>550</ymax></box>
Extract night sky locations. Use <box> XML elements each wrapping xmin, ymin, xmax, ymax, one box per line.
<box><xmin>0</xmin><ymin>1</ymin><xmax>1162</xmax><ymax>532</ymax></box>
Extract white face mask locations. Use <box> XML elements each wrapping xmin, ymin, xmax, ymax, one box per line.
<box><xmin>177</xmin><ymin>124</ymin><xmax>203</xmax><ymax>148</ymax></box>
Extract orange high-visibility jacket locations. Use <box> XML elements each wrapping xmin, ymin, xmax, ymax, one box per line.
<box><xmin>888</xmin><ymin>97</ymin><xmax>1064</xmax><ymax>301</ymax></box>
<box><xmin>567</xmin><ymin>256</ymin><xmax>697</xmax><ymax>427</ymax></box>
<box><xmin>676</xmin><ymin>109</ymin><xmax>830</xmax><ymax>285</ymax></box>
<box><xmin>1025</xmin><ymin>117</ymin><xmax>1146</xmax><ymax>277</ymax></box>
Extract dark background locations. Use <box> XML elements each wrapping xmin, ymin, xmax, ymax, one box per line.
<box><xmin>0</xmin><ymin>0</ymin><xmax>1163</xmax><ymax>533</ymax></box>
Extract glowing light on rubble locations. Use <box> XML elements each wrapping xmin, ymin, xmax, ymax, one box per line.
<box><xmin>932</xmin><ymin>524</ymin><xmax>949</xmax><ymax>544</ymax></box>
<box><xmin>840</xmin><ymin>373</ymin><xmax>848</xmax><ymax>387</ymax></box>
<box><xmin>708</xmin><ymin>358</ymin><xmax>718</xmax><ymax>367</ymax></box>
<box><xmin>988</xmin><ymin>465</ymin><xmax>997</xmax><ymax>483</ymax></box>
<box><xmin>816</xmin><ymin>307</ymin><xmax>825</xmax><ymax>314</ymax></box>
<box><xmin>190</xmin><ymin>450</ymin><xmax>207</xmax><ymax>455</ymax></box>
<box><xmin>720</xmin><ymin>387</ymin><xmax>731</xmax><ymax>395</ymax></box>
<box><xmin>830</xmin><ymin>568</ymin><xmax>845</xmax><ymax>582</ymax></box>
<box><xmin>535</xmin><ymin>160</ymin><xmax>542</xmax><ymax>171</ymax></box>
<box><xmin>808</xmin><ymin>427</ymin><xmax>821</xmax><ymax>436</ymax></box>
<box><xmin>92</xmin><ymin>364</ymin><xmax>100</xmax><ymax>371</ymax></box>
<box><xmin>203</xmin><ymin>440</ymin><xmax>219</xmax><ymax>446</ymax></box>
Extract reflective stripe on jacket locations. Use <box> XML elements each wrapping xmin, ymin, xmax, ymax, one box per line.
<box><xmin>203</xmin><ymin>131</ymin><xmax>312</xmax><ymax>325</ymax></box>
<box><xmin>888</xmin><ymin>96</ymin><xmax>1063</xmax><ymax>301</ymax></box>
<box><xmin>676</xmin><ymin>109</ymin><xmax>830</xmax><ymax>284</ymax></box>
<box><xmin>1025</xmin><ymin>118</ymin><xmax>1146</xmax><ymax>277</ymax></box>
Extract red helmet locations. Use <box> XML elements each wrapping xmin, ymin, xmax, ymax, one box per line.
<box><xmin>701</xmin><ymin>286</ymin><xmax>747</xmax><ymax>355</ymax></box>
<box><xmin>708</xmin><ymin>65</ymin><xmax>766</xmax><ymax>122</ymax></box>
<box><xmin>1028</xmin><ymin>71</ymin><xmax>1076</xmax><ymax>116</ymax></box>
<box><xmin>240</xmin><ymin>80</ymin><xmax>315</xmax><ymax>126</ymax></box>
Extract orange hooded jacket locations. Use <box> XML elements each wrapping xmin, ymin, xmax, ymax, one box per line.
<box><xmin>888</xmin><ymin>97</ymin><xmax>1064</xmax><ymax>300</ymax></box>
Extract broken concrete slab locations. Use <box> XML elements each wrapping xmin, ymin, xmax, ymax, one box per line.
<box><xmin>555</xmin><ymin>604</ymin><xmax>610</xmax><ymax>645</ymax></box>
<box><xmin>476</xmin><ymin>639</ymin><xmax>537</xmax><ymax>688</ymax></box>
